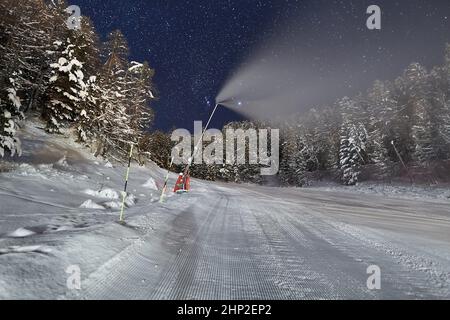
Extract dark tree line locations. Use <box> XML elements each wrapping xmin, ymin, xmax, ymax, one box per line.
<box><xmin>278</xmin><ymin>46</ymin><xmax>450</xmax><ymax>186</ymax></box>
<box><xmin>0</xmin><ymin>0</ymin><xmax>156</xmax><ymax>162</ymax></box>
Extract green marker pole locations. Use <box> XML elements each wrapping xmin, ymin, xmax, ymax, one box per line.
<box><xmin>159</xmin><ymin>157</ymin><xmax>174</xmax><ymax>203</ymax></box>
<box><xmin>119</xmin><ymin>144</ymin><xmax>134</xmax><ymax>222</ymax></box>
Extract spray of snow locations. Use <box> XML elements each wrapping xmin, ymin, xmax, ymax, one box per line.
<box><xmin>216</xmin><ymin>42</ymin><xmax>347</xmax><ymax>121</ymax></box>
<box><xmin>215</xmin><ymin>14</ymin><xmax>400</xmax><ymax>122</ymax></box>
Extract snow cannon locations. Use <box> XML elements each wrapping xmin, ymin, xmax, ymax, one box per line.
<box><xmin>177</xmin><ymin>103</ymin><xmax>221</xmax><ymax>193</ymax></box>
<box><xmin>174</xmin><ymin>173</ymin><xmax>190</xmax><ymax>194</ymax></box>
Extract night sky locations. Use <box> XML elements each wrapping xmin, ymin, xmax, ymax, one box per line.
<box><xmin>68</xmin><ymin>0</ymin><xmax>450</xmax><ymax>131</ymax></box>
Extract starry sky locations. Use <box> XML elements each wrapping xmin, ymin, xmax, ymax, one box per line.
<box><xmin>68</xmin><ymin>0</ymin><xmax>450</xmax><ymax>131</ymax></box>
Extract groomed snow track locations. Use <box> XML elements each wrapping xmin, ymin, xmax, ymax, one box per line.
<box><xmin>65</xmin><ymin>184</ymin><xmax>450</xmax><ymax>300</ymax></box>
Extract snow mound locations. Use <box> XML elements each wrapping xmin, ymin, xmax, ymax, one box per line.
<box><xmin>103</xmin><ymin>193</ymin><xmax>136</xmax><ymax>209</ymax></box>
<box><xmin>316</xmin><ymin>182</ymin><xmax>450</xmax><ymax>201</ymax></box>
<box><xmin>125</xmin><ymin>194</ymin><xmax>137</xmax><ymax>206</ymax></box>
<box><xmin>103</xmin><ymin>201</ymin><xmax>121</xmax><ymax>209</ymax></box>
<box><xmin>8</xmin><ymin>227</ymin><xmax>36</xmax><ymax>238</ymax></box>
<box><xmin>0</xmin><ymin>245</ymin><xmax>51</xmax><ymax>255</ymax></box>
<box><xmin>84</xmin><ymin>188</ymin><xmax>119</xmax><ymax>199</ymax></box>
<box><xmin>11</xmin><ymin>163</ymin><xmax>78</xmax><ymax>180</ymax></box>
<box><xmin>80</xmin><ymin>199</ymin><xmax>105</xmax><ymax>210</ymax></box>
<box><xmin>56</xmin><ymin>155</ymin><xmax>68</xmax><ymax>167</ymax></box>
<box><xmin>15</xmin><ymin>163</ymin><xmax>45</xmax><ymax>177</ymax></box>
<box><xmin>104</xmin><ymin>161</ymin><xmax>113</xmax><ymax>168</ymax></box>
<box><xmin>143</xmin><ymin>177</ymin><xmax>158</xmax><ymax>190</ymax></box>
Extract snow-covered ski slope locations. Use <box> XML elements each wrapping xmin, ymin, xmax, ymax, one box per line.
<box><xmin>0</xmin><ymin>121</ymin><xmax>449</xmax><ymax>299</ymax></box>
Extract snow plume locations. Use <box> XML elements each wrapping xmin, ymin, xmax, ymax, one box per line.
<box><xmin>215</xmin><ymin>9</ymin><xmax>397</xmax><ymax>123</ymax></box>
<box><xmin>216</xmin><ymin>32</ymin><xmax>349</xmax><ymax>121</ymax></box>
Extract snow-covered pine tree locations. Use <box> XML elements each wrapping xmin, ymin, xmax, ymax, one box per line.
<box><xmin>26</xmin><ymin>1</ymin><xmax>69</xmax><ymax>113</ymax></box>
<box><xmin>440</xmin><ymin>45</ymin><xmax>450</xmax><ymax>152</ymax></box>
<box><xmin>389</xmin><ymin>72</ymin><xmax>419</xmax><ymax>165</ymax></box>
<box><xmin>294</xmin><ymin>131</ymin><xmax>318</xmax><ymax>187</ymax></box>
<box><xmin>317</xmin><ymin>107</ymin><xmax>341</xmax><ymax>173</ymax></box>
<box><xmin>76</xmin><ymin>74</ymin><xmax>100</xmax><ymax>143</ymax></box>
<box><xmin>0</xmin><ymin>0</ymin><xmax>68</xmax><ymax>114</ymax></box>
<box><xmin>302</xmin><ymin>109</ymin><xmax>324</xmax><ymax>170</ymax></box>
<box><xmin>338</xmin><ymin>97</ymin><xmax>368</xmax><ymax>185</ymax></box>
<box><xmin>279</xmin><ymin>127</ymin><xmax>298</xmax><ymax>185</ymax></box>
<box><xmin>93</xmin><ymin>30</ymin><xmax>134</xmax><ymax>161</ymax></box>
<box><xmin>127</xmin><ymin>61</ymin><xmax>156</xmax><ymax>158</ymax></box>
<box><xmin>191</xmin><ymin>161</ymin><xmax>220</xmax><ymax>181</ymax></box>
<box><xmin>366</xmin><ymin>80</ymin><xmax>392</xmax><ymax>178</ymax></box>
<box><xmin>403</xmin><ymin>63</ymin><xmax>436</xmax><ymax>164</ymax></box>
<box><xmin>428</xmin><ymin>45</ymin><xmax>450</xmax><ymax>159</ymax></box>
<box><xmin>427</xmin><ymin>66</ymin><xmax>449</xmax><ymax>159</ymax></box>
<box><xmin>0</xmin><ymin>1</ymin><xmax>71</xmax><ymax>155</ymax></box>
<box><xmin>0</xmin><ymin>75</ymin><xmax>24</xmax><ymax>157</ymax></box>
<box><xmin>68</xmin><ymin>18</ymin><xmax>102</xmax><ymax>144</ymax></box>
<box><xmin>139</xmin><ymin>131</ymin><xmax>173</xmax><ymax>168</ymax></box>
<box><xmin>43</xmin><ymin>10</ymin><xmax>104</xmax><ymax>134</ymax></box>
<box><xmin>339</xmin><ymin>123</ymin><xmax>368</xmax><ymax>185</ymax></box>
<box><xmin>43</xmin><ymin>38</ymin><xmax>87</xmax><ymax>133</ymax></box>
<box><xmin>221</xmin><ymin>121</ymin><xmax>262</xmax><ymax>184</ymax></box>
<box><xmin>278</xmin><ymin>122</ymin><xmax>318</xmax><ymax>187</ymax></box>
<box><xmin>73</xmin><ymin>17</ymin><xmax>102</xmax><ymax>77</ymax></box>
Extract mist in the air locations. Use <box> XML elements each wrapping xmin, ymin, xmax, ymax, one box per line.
<box><xmin>215</xmin><ymin>1</ymin><xmax>445</xmax><ymax>122</ymax></box>
<box><xmin>215</xmin><ymin>32</ymin><xmax>366</xmax><ymax>121</ymax></box>
<box><xmin>215</xmin><ymin>46</ymin><xmax>346</xmax><ymax>121</ymax></box>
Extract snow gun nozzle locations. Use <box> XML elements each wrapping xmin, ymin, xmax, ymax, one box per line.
<box><xmin>215</xmin><ymin>98</ymin><xmax>242</xmax><ymax>109</ymax></box>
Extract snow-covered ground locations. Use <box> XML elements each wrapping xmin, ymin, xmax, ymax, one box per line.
<box><xmin>0</xmin><ymin>120</ymin><xmax>449</xmax><ymax>299</ymax></box>
<box><xmin>310</xmin><ymin>181</ymin><xmax>450</xmax><ymax>201</ymax></box>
